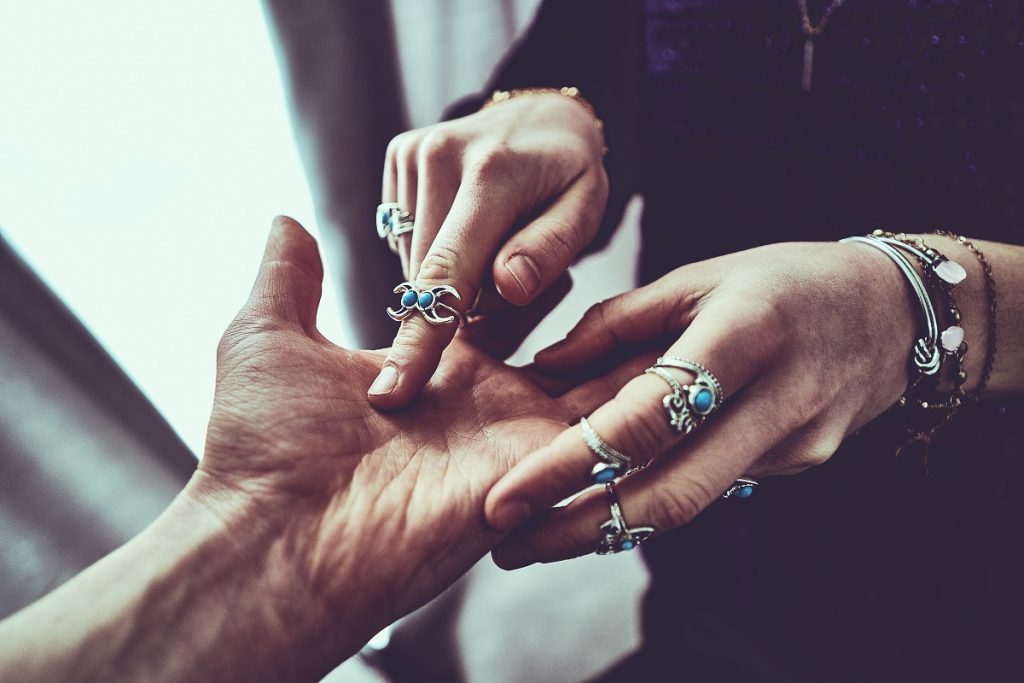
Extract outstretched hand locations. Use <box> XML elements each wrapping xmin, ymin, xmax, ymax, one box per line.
<box><xmin>0</xmin><ymin>216</ymin><xmax>624</xmax><ymax>683</ymax></box>
<box><xmin>198</xmin><ymin>217</ymin><xmax>618</xmax><ymax>672</ymax></box>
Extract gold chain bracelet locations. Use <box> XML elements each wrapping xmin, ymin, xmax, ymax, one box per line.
<box><xmin>931</xmin><ymin>230</ymin><xmax>998</xmax><ymax>399</ymax></box>
<box><xmin>482</xmin><ymin>86</ymin><xmax>608</xmax><ymax>156</ymax></box>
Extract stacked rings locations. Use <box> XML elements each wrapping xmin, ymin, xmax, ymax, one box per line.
<box><xmin>645</xmin><ymin>357</ymin><xmax>724</xmax><ymax>435</ymax></box>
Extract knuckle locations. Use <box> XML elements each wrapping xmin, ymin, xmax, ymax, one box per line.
<box><xmin>533</xmin><ymin>215</ymin><xmax>585</xmax><ymax>262</ymax></box>
<box><xmin>394</xmin><ymin>133</ymin><xmax>422</xmax><ymax>170</ymax></box>
<box><xmin>718</xmin><ymin>297</ymin><xmax>787</xmax><ymax>363</ymax></box>
<box><xmin>582</xmin><ymin>299</ymin><xmax>612</xmax><ymax>330</ymax></box>
<box><xmin>416</xmin><ymin>243</ymin><xmax>461</xmax><ymax>287</ymax></box>
<box><xmin>801</xmin><ymin>431</ymin><xmax>843</xmax><ymax>467</ymax></box>
<box><xmin>215</xmin><ymin>316</ymin><xmax>282</xmax><ymax>372</ymax></box>
<box><xmin>612</xmin><ymin>394</ymin><xmax>672</xmax><ymax>460</ymax></box>
<box><xmin>777</xmin><ymin>384</ymin><xmax>827</xmax><ymax>433</ymax></box>
<box><xmin>399</xmin><ymin>144</ymin><xmax>419</xmax><ymax>172</ymax></box>
<box><xmin>418</xmin><ymin>128</ymin><xmax>458</xmax><ymax>164</ymax></box>
<box><xmin>392</xmin><ymin>313</ymin><xmax>435</xmax><ymax>347</ymax></box>
<box><xmin>468</xmin><ymin>141</ymin><xmax>515</xmax><ymax>183</ymax></box>
<box><xmin>648</xmin><ymin>483</ymin><xmax>705</xmax><ymax>529</ymax></box>
<box><xmin>772</xmin><ymin>428</ymin><xmax>843</xmax><ymax>472</ymax></box>
<box><xmin>385</xmin><ymin>131</ymin><xmax>412</xmax><ymax>166</ymax></box>
<box><xmin>385</xmin><ymin>313</ymin><xmax>450</xmax><ymax>366</ymax></box>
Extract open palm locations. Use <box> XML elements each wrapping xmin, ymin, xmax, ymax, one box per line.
<box><xmin>198</xmin><ymin>217</ymin><xmax>606</xmax><ymax>645</ymax></box>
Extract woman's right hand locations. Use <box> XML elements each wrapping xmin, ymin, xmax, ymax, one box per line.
<box><xmin>369</xmin><ymin>91</ymin><xmax>609</xmax><ymax>409</ymax></box>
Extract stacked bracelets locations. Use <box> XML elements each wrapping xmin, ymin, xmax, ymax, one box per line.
<box><xmin>840</xmin><ymin>230</ymin><xmax>998</xmax><ymax>459</ymax></box>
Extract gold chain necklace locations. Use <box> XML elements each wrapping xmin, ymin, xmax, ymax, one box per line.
<box><xmin>798</xmin><ymin>0</ymin><xmax>849</xmax><ymax>91</ymax></box>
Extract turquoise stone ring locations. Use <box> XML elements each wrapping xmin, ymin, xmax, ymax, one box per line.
<box><xmin>723</xmin><ymin>478</ymin><xmax>759</xmax><ymax>500</ymax></box>
<box><xmin>645</xmin><ymin>358</ymin><xmax>724</xmax><ymax>435</ymax></box>
<box><xmin>596</xmin><ymin>482</ymin><xmax>655</xmax><ymax>556</ymax></box>
<box><xmin>376</xmin><ymin>202</ymin><xmax>414</xmax><ymax>240</ymax></box>
<box><xmin>387</xmin><ymin>282</ymin><xmax>463</xmax><ymax>326</ymax></box>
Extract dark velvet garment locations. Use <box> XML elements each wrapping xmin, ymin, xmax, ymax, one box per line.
<box><xmin>454</xmin><ymin>1</ymin><xmax>1024</xmax><ymax>680</ymax></box>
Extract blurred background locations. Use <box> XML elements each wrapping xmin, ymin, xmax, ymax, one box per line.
<box><xmin>0</xmin><ymin>1</ymin><xmax>646</xmax><ymax>680</ymax></box>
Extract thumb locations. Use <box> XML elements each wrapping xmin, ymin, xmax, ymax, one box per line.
<box><xmin>242</xmin><ymin>215</ymin><xmax>324</xmax><ymax>333</ymax></box>
<box><xmin>492</xmin><ymin>170</ymin><xmax>605</xmax><ymax>306</ymax></box>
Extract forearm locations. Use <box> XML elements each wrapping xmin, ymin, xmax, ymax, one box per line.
<box><xmin>0</xmin><ymin>475</ymin><xmax>362</xmax><ymax>683</ymax></box>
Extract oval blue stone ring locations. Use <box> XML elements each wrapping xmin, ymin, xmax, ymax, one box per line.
<box><xmin>387</xmin><ymin>282</ymin><xmax>464</xmax><ymax>326</ymax></box>
<box><xmin>722</xmin><ymin>477</ymin><xmax>759</xmax><ymax>500</ymax></box>
<box><xmin>645</xmin><ymin>357</ymin><xmax>724</xmax><ymax>435</ymax></box>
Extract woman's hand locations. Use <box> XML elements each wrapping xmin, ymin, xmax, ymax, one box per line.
<box><xmin>483</xmin><ymin>241</ymin><xmax>921</xmax><ymax>568</ymax></box>
<box><xmin>369</xmin><ymin>91</ymin><xmax>609</xmax><ymax>409</ymax></box>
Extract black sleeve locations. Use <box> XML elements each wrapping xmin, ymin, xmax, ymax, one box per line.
<box><xmin>444</xmin><ymin>0</ymin><xmax>646</xmax><ymax>251</ymax></box>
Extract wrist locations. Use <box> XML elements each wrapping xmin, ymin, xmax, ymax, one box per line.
<box><xmin>839</xmin><ymin>239</ymin><xmax>920</xmax><ymax>392</ymax></box>
<box><xmin>155</xmin><ymin>472</ymin><xmax>371</xmax><ymax>680</ymax></box>
<box><xmin>0</xmin><ymin>472</ymin><xmax>369</xmax><ymax>683</ymax></box>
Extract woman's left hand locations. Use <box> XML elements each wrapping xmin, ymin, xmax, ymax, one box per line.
<box><xmin>484</xmin><ymin>241</ymin><xmax>920</xmax><ymax>568</ymax></box>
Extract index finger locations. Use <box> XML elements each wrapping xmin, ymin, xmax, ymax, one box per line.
<box><xmin>367</xmin><ymin>173</ymin><xmax>514</xmax><ymax>409</ymax></box>
<box><xmin>368</xmin><ymin>152</ymin><xmax>605</xmax><ymax>409</ymax></box>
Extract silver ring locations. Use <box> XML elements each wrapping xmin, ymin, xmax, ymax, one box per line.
<box><xmin>597</xmin><ymin>482</ymin><xmax>655</xmax><ymax>555</ymax></box>
<box><xmin>580</xmin><ymin>416</ymin><xmax>631</xmax><ymax>484</ymax></box>
<box><xmin>376</xmin><ymin>202</ymin><xmax>415</xmax><ymax>240</ymax></box>
<box><xmin>646</xmin><ymin>357</ymin><xmax>724</xmax><ymax>434</ymax></box>
<box><xmin>387</xmin><ymin>282</ymin><xmax>464</xmax><ymax>326</ymax></box>
<box><xmin>722</xmin><ymin>478</ymin><xmax>758</xmax><ymax>499</ymax></box>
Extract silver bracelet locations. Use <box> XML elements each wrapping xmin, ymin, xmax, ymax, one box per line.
<box><xmin>870</xmin><ymin>232</ymin><xmax>967</xmax><ymax>287</ymax></box>
<box><xmin>839</xmin><ymin>235</ymin><xmax>942</xmax><ymax>377</ymax></box>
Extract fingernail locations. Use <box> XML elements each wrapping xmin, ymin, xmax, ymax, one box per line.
<box><xmin>493</xmin><ymin>542</ymin><xmax>534</xmax><ymax>570</ymax></box>
<box><xmin>491</xmin><ymin>501</ymin><xmax>533</xmax><ymax>532</ymax></box>
<box><xmin>368</xmin><ymin>365</ymin><xmax>399</xmax><ymax>396</ymax></box>
<box><xmin>504</xmin><ymin>254</ymin><xmax>542</xmax><ymax>300</ymax></box>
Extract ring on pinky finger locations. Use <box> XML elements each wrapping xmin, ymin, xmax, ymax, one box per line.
<box><xmin>722</xmin><ymin>477</ymin><xmax>759</xmax><ymax>500</ymax></box>
<box><xmin>596</xmin><ymin>481</ymin><xmax>655</xmax><ymax>555</ymax></box>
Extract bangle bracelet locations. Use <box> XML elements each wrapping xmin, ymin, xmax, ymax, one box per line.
<box><xmin>482</xmin><ymin>86</ymin><xmax>608</xmax><ymax>155</ymax></box>
<box><xmin>840</xmin><ymin>235</ymin><xmax>943</xmax><ymax>384</ymax></box>
<box><xmin>874</xmin><ymin>231</ymin><xmax>968</xmax><ymax>412</ymax></box>
<box><xmin>932</xmin><ymin>230</ymin><xmax>998</xmax><ymax>399</ymax></box>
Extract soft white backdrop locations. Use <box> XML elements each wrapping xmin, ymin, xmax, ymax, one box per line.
<box><xmin>0</xmin><ymin>1</ymin><xmax>343</xmax><ymax>456</ymax></box>
<box><xmin>1</xmin><ymin>4</ymin><xmax>649</xmax><ymax>681</ymax></box>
